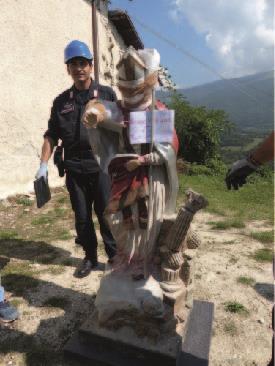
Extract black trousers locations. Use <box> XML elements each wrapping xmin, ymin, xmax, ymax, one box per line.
<box><xmin>66</xmin><ymin>171</ymin><xmax>116</xmax><ymax>261</ymax></box>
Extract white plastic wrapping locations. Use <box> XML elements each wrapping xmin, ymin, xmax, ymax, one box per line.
<box><xmin>138</xmin><ymin>48</ymin><xmax>160</xmax><ymax>73</ymax></box>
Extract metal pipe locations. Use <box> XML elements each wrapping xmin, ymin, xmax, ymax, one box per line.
<box><xmin>144</xmin><ymin>88</ymin><xmax>156</xmax><ymax>279</ymax></box>
<box><xmin>92</xmin><ymin>0</ymin><xmax>99</xmax><ymax>84</ymax></box>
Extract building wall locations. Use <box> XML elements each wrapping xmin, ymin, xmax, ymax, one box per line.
<box><xmin>0</xmin><ymin>0</ymin><xmax>125</xmax><ymax>199</ymax></box>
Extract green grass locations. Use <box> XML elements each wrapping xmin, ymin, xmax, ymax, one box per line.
<box><xmin>57</xmin><ymin>196</ymin><xmax>67</xmax><ymax>204</ymax></box>
<box><xmin>224</xmin><ymin>301</ymin><xmax>249</xmax><ymax>315</ymax></box>
<box><xmin>179</xmin><ymin>174</ymin><xmax>273</xmax><ymax>223</ymax></box>
<box><xmin>9</xmin><ymin>298</ymin><xmax>24</xmax><ymax>307</ymax></box>
<box><xmin>38</xmin><ymin>253</ymin><xmax>57</xmax><ymax>264</ymax></box>
<box><xmin>222</xmin><ymin>146</ymin><xmax>241</xmax><ymax>152</ymax></box>
<box><xmin>1</xmin><ymin>262</ymin><xmax>39</xmax><ymax>295</ymax></box>
<box><xmin>244</xmin><ymin>137</ymin><xmax>263</xmax><ymax>151</ymax></box>
<box><xmin>16</xmin><ymin>197</ymin><xmax>32</xmax><ymax>206</ymax></box>
<box><xmin>1</xmin><ymin>261</ymin><xmax>33</xmax><ymax>276</ymax></box>
<box><xmin>61</xmin><ymin>258</ymin><xmax>74</xmax><ymax>266</ymax></box>
<box><xmin>223</xmin><ymin>320</ymin><xmax>238</xmax><ymax>336</ymax></box>
<box><xmin>209</xmin><ymin>220</ymin><xmax>245</xmax><ymax>230</ymax></box>
<box><xmin>237</xmin><ymin>276</ymin><xmax>255</xmax><ymax>286</ymax></box>
<box><xmin>47</xmin><ymin>265</ymin><xmax>66</xmax><ymax>275</ymax></box>
<box><xmin>54</xmin><ymin>229</ymin><xmax>72</xmax><ymax>241</ymax></box>
<box><xmin>31</xmin><ymin>216</ymin><xmax>55</xmax><ymax>226</ymax></box>
<box><xmin>224</xmin><ymin>240</ymin><xmax>235</xmax><ymax>245</ymax></box>
<box><xmin>0</xmin><ymin>229</ymin><xmax>18</xmax><ymax>239</ymax></box>
<box><xmin>252</xmin><ymin>248</ymin><xmax>273</xmax><ymax>262</ymax></box>
<box><xmin>52</xmin><ymin>207</ymin><xmax>67</xmax><ymax>217</ymax></box>
<box><xmin>250</xmin><ymin>230</ymin><xmax>274</xmax><ymax>244</ymax></box>
<box><xmin>43</xmin><ymin>296</ymin><xmax>69</xmax><ymax>309</ymax></box>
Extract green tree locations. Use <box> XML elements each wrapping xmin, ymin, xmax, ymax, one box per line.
<box><xmin>169</xmin><ymin>93</ymin><xmax>231</xmax><ymax>163</ymax></box>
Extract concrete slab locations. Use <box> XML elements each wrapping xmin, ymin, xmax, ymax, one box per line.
<box><xmin>177</xmin><ymin>300</ymin><xmax>214</xmax><ymax>366</ymax></box>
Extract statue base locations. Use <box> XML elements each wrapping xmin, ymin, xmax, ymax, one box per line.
<box><xmin>64</xmin><ymin>300</ymin><xmax>214</xmax><ymax>366</ymax></box>
<box><xmin>65</xmin><ymin>308</ymin><xmax>182</xmax><ymax>366</ymax></box>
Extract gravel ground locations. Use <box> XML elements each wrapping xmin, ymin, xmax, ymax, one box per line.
<box><xmin>0</xmin><ymin>189</ymin><xmax>273</xmax><ymax>365</ymax></box>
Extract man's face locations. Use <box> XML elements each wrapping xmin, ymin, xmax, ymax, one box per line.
<box><xmin>67</xmin><ymin>57</ymin><xmax>93</xmax><ymax>83</ymax></box>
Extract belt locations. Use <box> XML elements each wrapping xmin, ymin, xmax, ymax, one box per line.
<box><xmin>65</xmin><ymin>149</ymin><xmax>94</xmax><ymax>159</ymax></box>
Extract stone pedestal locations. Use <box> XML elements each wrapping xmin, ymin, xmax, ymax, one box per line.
<box><xmin>65</xmin><ymin>307</ymin><xmax>183</xmax><ymax>366</ymax></box>
<box><xmin>64</xmin><ymin>300</ymin><xmax>214</xmax><ymax>366</ymax></box>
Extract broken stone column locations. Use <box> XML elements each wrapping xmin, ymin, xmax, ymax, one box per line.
<box><xmin>181</xmin><ymin>248</ymin><xmax>197</xmax><ymax>308</ymax></box>
<box><xmin>186</xmin><ymin>228</ymin><xmax>201</xmax><ymax>249</ymax></box>
<box><xmin>159</xmin><ymin>189</ymin><xmax>208</xmax><ymax>308</ymax></box>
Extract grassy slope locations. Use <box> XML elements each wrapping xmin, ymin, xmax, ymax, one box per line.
<box><xmin>179</xmin><ymin>174</ymin><xmax>273</xmax><ymax>223</ymax></box>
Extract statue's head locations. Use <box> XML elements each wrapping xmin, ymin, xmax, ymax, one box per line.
<box><xmin>117</xmin><ymin>47</ymin><xmax>160</xmax><ymax>109</ymax></box>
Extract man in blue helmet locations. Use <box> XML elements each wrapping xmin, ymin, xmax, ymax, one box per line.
<box><xmin>35</xmin><ymin>40</ymin><xmax>117</xmax><ymax>277</ymax></box>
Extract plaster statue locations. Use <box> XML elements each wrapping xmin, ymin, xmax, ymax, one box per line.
<box><xmin>81</xmin><ymin>47</ymin><xmax>207</xmax><ymax>335</ymax></box>
<box><xmin>82</xmin><ymin>46</ymin><xmax>179</xmax><ymax>280</ymax></box>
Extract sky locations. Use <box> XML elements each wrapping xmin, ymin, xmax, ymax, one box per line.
<box><xmin>109</xmin><ymin>0</ymin><xmax>274</xmax><ymax>88</ymax></box>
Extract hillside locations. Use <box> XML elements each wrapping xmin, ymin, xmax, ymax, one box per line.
<box><xmin>157</xmin><ymin>71</ymin><xmax>273</xmax><ymax>132</ymax></box>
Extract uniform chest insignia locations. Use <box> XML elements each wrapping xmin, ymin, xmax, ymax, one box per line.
<box><xmin>60</xmin><ymin>102</ymin><xmax>74</xmax><ymax>114</ymax></box>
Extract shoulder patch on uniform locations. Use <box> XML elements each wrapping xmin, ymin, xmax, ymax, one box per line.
<box><xmin>60</xmin><ymin>102</ymin><xmax>74</xmax><ymax>114</ymax></box>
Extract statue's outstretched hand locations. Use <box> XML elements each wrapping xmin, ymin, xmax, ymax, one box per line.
<box><xmin>82</xmin><ymin>100</ymin><xmax>106</xmax><ymax>129</ymax></box>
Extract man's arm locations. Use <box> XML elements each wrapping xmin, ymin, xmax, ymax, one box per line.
<box><xmin>40</xmin><ymin>136</ymin><xmax>55</xmax><ymax>163</ymax></box>
<box><xmin>225</xmin><ymin>131</ymin><xmax>274</xmax><ymax>190</ymax></box>
<box><xmin>250</xmin><ymin>131</ymin><xmax>274</xmax><ymax>165</ymax></box>
<box><xmin>35</xmin><ymin>137</ymin><xmax>55</xmax><ymax>181</ymax></box>
<box><xmin>35</xmin><ymin>100</ymin><xmax>59</xmax><ymax>181</ymax></box>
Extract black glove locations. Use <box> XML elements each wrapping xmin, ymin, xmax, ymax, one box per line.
<box><xmin>225</xmin><ymin>158</ymin><xmax>257</xmax><ymax>190</ymax></box>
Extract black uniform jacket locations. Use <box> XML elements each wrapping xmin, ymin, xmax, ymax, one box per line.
<box><xmin>44</xmin><ymin>81</ymin><xmax>117</xmax><ymax>174</ymax></box>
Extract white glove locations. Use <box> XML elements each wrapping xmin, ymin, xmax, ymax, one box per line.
<box><xmin>35</xmin><ymin>162</ymin><xmax>48</xmax><ymax>182</ymax></box>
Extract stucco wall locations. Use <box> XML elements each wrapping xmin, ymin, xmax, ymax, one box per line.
<box><xmin>0</xmin><ymin>0</ymin><xmax>125</xmax><ymax>199</ymax></box>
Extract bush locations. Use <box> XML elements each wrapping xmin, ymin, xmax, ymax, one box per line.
<box><xmin>169</xmin><ymin>93</ymin><xmax>231</xmax><ymax>163</ymax></box>
<box><xmin>256</xmin><ymin>164</ymin><xmax>273</xmax><ymax>179</ymax></box>
<box><xmin>224</xmin><ymin>301</ymin><xmax>249</xmax><ymax>314</ymax></box>
<box><xmin>253</xmin><ymin>248</ymin><xmax>273</xmax><ymax>262</ymax></box>
<box><xmin>206</xmin><ymin>158</ymin><xmax>227</xmax><ymax>175</ymax></box>
<box><xmin>185</xmin><ymin>159</ymin><xmax>227</xmax><ymax>176</ymax></box>
<box><xmin>187</xmin><ymin>163</ymin><xmax>213</xmax><ymax>176</ymax></box>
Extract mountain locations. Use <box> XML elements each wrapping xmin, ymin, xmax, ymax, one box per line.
<box><xmin>157</xmin><ymin>71</ymin><xmax>274</xmax><ymax>132</ymax></box>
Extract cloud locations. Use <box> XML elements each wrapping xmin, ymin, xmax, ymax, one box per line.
<box><xmin>169</xmin><ymin>0</ymin><xmax>274</xmax><ymax>77</ymax></box>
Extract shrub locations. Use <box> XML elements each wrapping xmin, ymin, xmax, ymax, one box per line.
<box><xmin>224</xmin><ymin>301</ymin><xmax>249</xmax><ymax>314</ymax></box>
<box><xmin>187</xmin><ymin>163</ymin><xmax>212</xmax><ymax>176</ymax></box>
<box><xmin>237</xmin><ymin>276</ymin><xmax>255</xmax><ymax>286</ymax></box>
<box><xmin>206</xmin><ymin>158</ymin><xmax>227</xmax><ymax>175</ymax></box>
<box><xmin>169</xmin><ymin>93</ymin><xmax>231</xmax><ymax>163</ymax></box>
<box><xmin>185</xmin><ymin>159</ymin><xmax>227</xmax><ymax>176</ymax></box>
<box><xmin>253</xmin><ymin>248</ymin><xmax>273</xmax><ymax>262</ymax></box>
<box><xmin>250</xmin><ymin>231</ymin><xmax>274</xmax><ymax>244</ymax></box>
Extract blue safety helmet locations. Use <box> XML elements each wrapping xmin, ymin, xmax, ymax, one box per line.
<box><xmin>64</xmin><ymin>40</ymin><xmax>93</xmax><ymax>64</ymax></box>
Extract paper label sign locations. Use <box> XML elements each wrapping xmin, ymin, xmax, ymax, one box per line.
<box><xmin>129</xmin><ymin>110</ymin><xmax>175</xmax><ymax>145</ymax></box>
